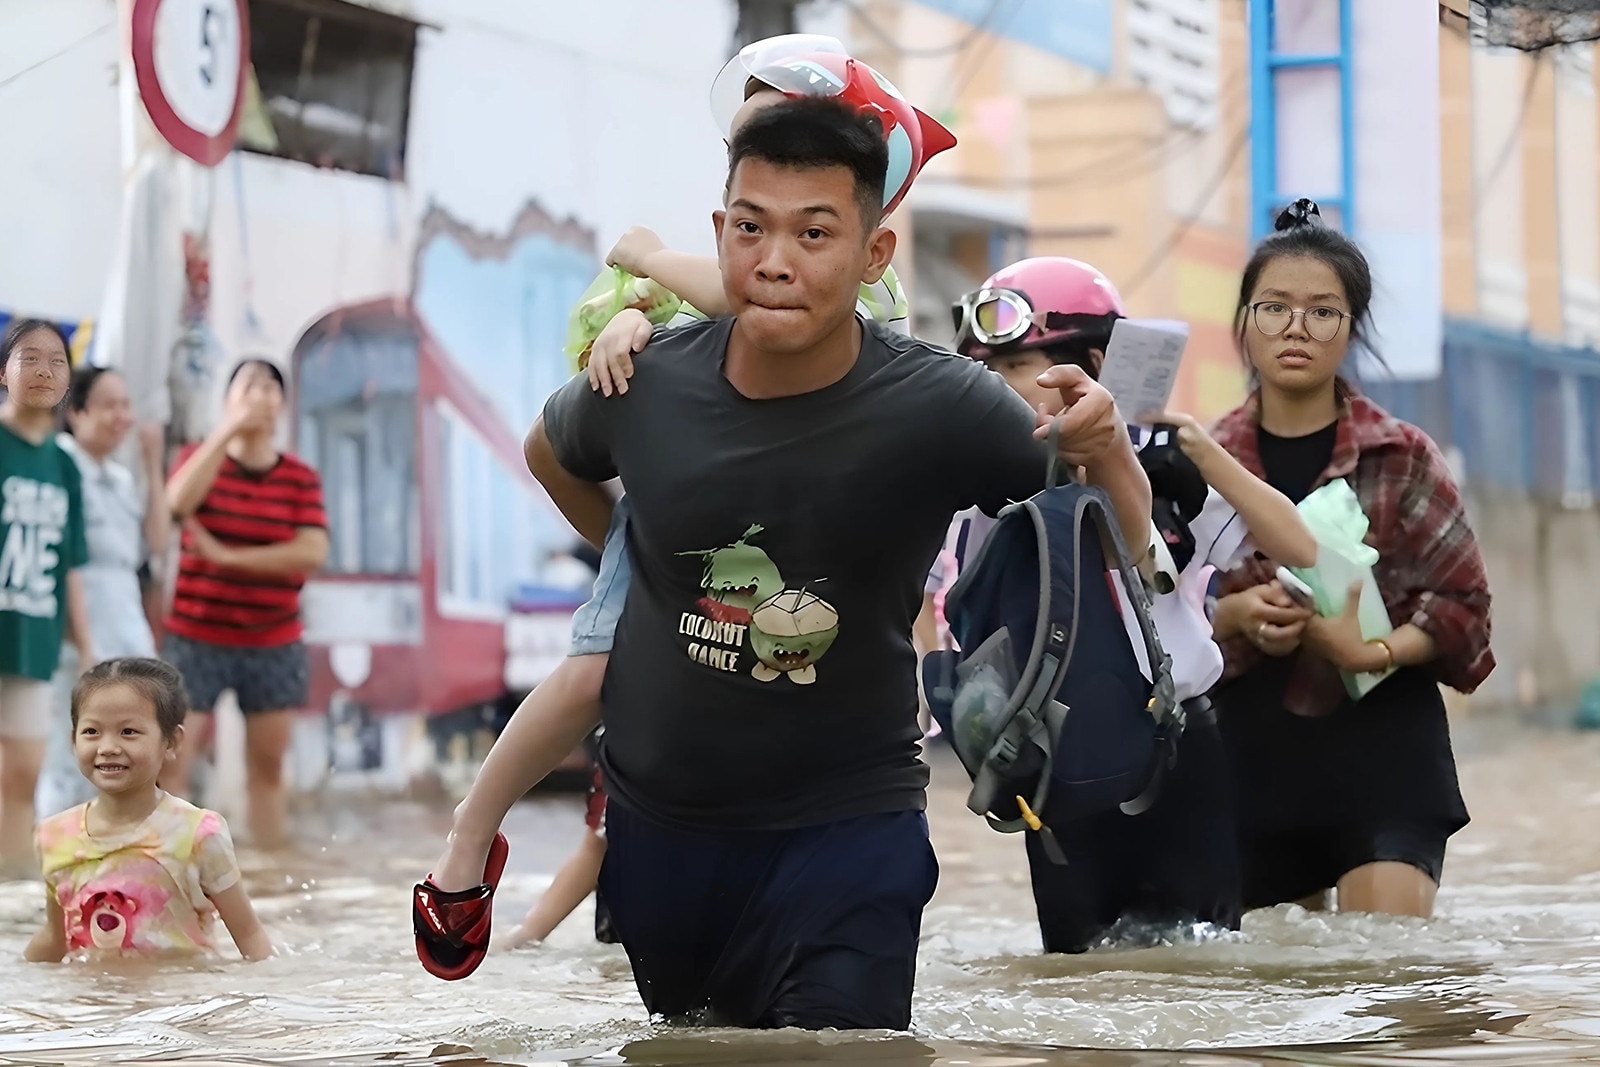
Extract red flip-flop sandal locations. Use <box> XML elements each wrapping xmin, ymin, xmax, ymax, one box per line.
<box><xmin>413</xmin><ymin>831</ymin><xmax>509</xmax><ymax>980</ymax></box>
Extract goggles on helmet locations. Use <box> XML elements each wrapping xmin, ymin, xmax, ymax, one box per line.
<box><xmin>950</xmin><ymin>288</ymin><xmax>1085</xmax><ymax>350</ymax></box>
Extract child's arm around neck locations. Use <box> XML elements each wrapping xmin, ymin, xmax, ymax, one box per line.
<box><xmin>631</xmin><ymin>250</ymin><xmax>730</xmax><ymax>317</ymax></box>
<box><xmin>609</xmin><ymin>227</ymin><xmax>730</xmax><ymax>317</ymax></box>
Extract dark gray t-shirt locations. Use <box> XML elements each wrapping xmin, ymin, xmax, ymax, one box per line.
<box><xmin>543</xmin><ymin>316</ymin><xmax>1046</xmax><ymax>830</ymax></box>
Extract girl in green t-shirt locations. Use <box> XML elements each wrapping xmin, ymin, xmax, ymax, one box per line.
<box><xmin>0</xmin><ymin>319</ymin><xmax>93</xmax><ymax>876</ymax></box>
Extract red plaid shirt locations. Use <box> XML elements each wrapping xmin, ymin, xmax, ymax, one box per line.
<box><xmin>1211</xmin><ymin>387</ymin><xmax>1495</xmax><ymax>717</ymax></box>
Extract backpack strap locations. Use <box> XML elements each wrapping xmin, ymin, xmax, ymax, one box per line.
<box><xmin>927</xmin><ymin>516</ymin><xmax>978</xmax><ymax>703</ymax></box>
<box><xmin>968</xmin><ymin>494</ymin><xmax>1090</xmax><ymax>852</ymax></box>
<box><xmin>1072</xmin><ymin>488</ymin><xmax>1185</xmax><ymax>814</ymax></box>
<box><xmin>1045</xmin><ymin>416</ymin><xmax>1075</xmax><ymax>490</ymax></box>
<box><xmin>944</xmin><ymin>500</ymin><xmax>1056</xmax><ymax>709</ymax></box>
<box><xmin>954</xmin><ymin>420</ymin><xmax>1178</xmax><ymax>834</ymax></box>
<box><xmin>954</xmin><ymin>498</ymin><xmax>1059</xmax><ymax>831</ymax></box>
<box><xmin>986</xmin><ymin>494</ymin><xmax>1084</xmax><ymax>841</ymax></box>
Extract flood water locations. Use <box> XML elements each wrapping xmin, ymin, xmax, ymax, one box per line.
<box><xmin>1</xmin><ymin>715</ymin><xmax>1597</xmax><ymax>1067</ymax></box>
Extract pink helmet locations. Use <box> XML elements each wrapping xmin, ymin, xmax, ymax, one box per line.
<box><xmin>952</xmin><ymin>257</ymin><xmax>1126</xmax><ymax>359</ymax></box>
<box><xmin>711</xmin><ymin>36</ymin><xmax>957</xmax><ymax>216</ymax></box>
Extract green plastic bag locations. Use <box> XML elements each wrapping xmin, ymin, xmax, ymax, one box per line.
<box><xmin>563</xmin><ymin>266</ymin><xmax>684</xmax><ymax>373</ymax></box>
<box><xmin>1287</xmin><ymin>479</ymin><xmax>1396</xmax><ymax>700</ymax></box>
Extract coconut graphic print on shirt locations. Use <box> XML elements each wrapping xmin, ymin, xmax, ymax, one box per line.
<box><xmin>677</xmin><ymin>524</ymin><xmax>840</xmax><ymax>685</ymax></box>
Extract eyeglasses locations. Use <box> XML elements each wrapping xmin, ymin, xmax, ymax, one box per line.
<box><xmin>951</xmin><ymin>288</ymin><xmax>1079</xmax><ymax>349</ymax></box>
<box><xmin>1248</xmin><ymin>301</ymin><xmax>1348</xmax><ymax>343</ymax></box>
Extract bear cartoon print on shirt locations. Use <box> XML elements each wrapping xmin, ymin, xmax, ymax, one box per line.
<box><xmin>70</xmin><ymin>882</ymin><xmax>173</xmax><ymax>951</ymax></box>
<box><xmin>676</xmin><ymin>524</ymin><xmax>840</xmax><ymax>686</ymax></box>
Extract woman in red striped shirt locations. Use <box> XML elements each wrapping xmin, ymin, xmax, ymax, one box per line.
<box><xmin>162</xmin><ymin>360</ymin><xmax>328</xmax><ymax>850</ymax></box>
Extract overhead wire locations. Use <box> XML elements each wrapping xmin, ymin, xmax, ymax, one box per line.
<box><xmin>1471</xmin><ymin>51</ymin><xmax>1543</xmax><ymax>216</ymax></box>
<box><xmin>838</xmin><ymin>0</ymin><xmax>1011</xmax><ymax>58</ymax></box>
<box><xmin>1119</xmin><ymin>120</ymin><xmax>1252</xmax><ymax>298</ymax></box>
<box><xmin>929</xmin><ymin>0</ymin><xmax>1029</xmax><ymax>112</ymax></box>
<box><xmin>920</xmin><ymin>123</ymin><xmax>1202</xmax><ymax>191</ymax></box>
<box><xmin>836</xmin><ymin>0</ymin><xmax>1252</xmax><ymax>283</ymax></box>
<box><xmin>842</xmin><ymin>0</ymin><xmax>1250</xmax><ymax>194</ymax></box>
<box><xmin>918</xmin><ymin>60</ymin><xmax>1248</xmax><ymax>192</ymax></box>
<box><xmin>0</xmin><ymin>21</ymin><xmax>114</xmax><ymax>93</ymax></box>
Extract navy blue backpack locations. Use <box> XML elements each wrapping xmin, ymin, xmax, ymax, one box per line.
<box><xmin>923</xmin><ymin>455</ymin><xmax>1180</xmax><ymax>864</ymax></box>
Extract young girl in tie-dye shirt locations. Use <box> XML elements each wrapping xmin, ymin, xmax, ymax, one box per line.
<box><xmin>25</xmin><ymin>658</ymin><xmax>271</xmax><ymax>961</ymax></box>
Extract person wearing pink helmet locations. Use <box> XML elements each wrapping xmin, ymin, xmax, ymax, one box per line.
<box><xmin>923</xmin><ymin>255</ymin><xmax>1317</xmax><ymax>953</ymax></box>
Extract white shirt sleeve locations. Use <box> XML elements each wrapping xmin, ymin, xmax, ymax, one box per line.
<box><xmin>1191</xmin><ymin>489</ymin><xmax>1252</xmax><ymax>571</ymax></box>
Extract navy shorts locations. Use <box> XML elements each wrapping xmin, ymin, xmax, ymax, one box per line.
<box><xmin>1027</xmin><ymin>704</ymin><xmax>1242</xmax><ymax>953</ymax></box>
<box><xmin>598</xmin><ymin>804</ymin><xmax>938</xmax><ymax>1030</ymax></box>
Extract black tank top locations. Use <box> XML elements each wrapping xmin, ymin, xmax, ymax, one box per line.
<box><xmin>1257</xmin><ymin>422</ymin><xmax>1338</xmax><ymax>504</ymax></box>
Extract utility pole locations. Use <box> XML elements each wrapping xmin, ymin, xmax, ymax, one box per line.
<box><xmin>734</xmin><ymin>0</ymin><xmax>800</xmax><ymax>51</ymax></box>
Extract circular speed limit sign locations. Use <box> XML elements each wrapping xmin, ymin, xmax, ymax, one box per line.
<box><xmin>131</xmin><ymin>0</ymin><xmax>250</xmax><ymax>166</ymax></box>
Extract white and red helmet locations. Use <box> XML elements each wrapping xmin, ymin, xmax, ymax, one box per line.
<box><xmin>952</xmin><ymin>257</ymin><xmax>1126</xmax><ymax>360</ymax></box>
<box><xmin>711</xmin><ymin>34</ymin><xmax>957</xmax><ymax>216</ymax></box>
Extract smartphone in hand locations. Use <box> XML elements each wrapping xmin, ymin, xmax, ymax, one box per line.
<box><xmin>1274</xmin><ymin>565</ymin><xmax>1316</xmax><ymax>610</ymax></box>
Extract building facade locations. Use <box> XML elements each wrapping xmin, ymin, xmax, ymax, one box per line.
<box><xmin>3</xmin><ymin>0</ymin><xmax>1598</xmax><ymax>772</ymax></box>
<box><xmin>842</xmin><ymin>0</ymin><xmax>1600</xmax><ymax>711</ymax></box>
<box><xmin>0</xmin><ymin>0</ymin><xmax>740</xmax><ymax>791</ymax></box>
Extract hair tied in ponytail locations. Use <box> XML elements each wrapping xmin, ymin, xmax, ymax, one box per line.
<box><xmin>1274</xmin><ymin>198</ymin><xmax>1323</xmax><ymax>233</ymax></box>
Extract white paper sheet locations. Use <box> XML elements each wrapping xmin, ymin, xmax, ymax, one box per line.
<box><xmin>1099</xmin><ymin>318</ymin><xmax>1190</xmax><ymax>423</ymax></box>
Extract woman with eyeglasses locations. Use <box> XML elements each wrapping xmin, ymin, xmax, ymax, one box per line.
<box><xmin>1207</xmin><ymin>200</ymin><xmax>1494</xmax><ymax>918</ymax></box>
<box><xmin>35</xmin><ymin>366</ymin><xmax>171</xmax><ymax>817</ymax></box>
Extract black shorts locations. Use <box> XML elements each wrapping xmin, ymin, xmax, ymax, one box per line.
<box><xmin>598</xmin><ymin>803</ymin><xmax>937</xmax><ymax>1030</ymax></box>
<box><xmin>1214</xmin><ymin>663</ymin><xmax>1467</xmax><ymax>909</ymax></box>
<box><xmin>1240</xmin><ymin>822</ymin><xmax>1449</xmax><ymax>909</ymax></box>
<box><xmin>164</xmin><ymin>632</ymin><xmax>310</xmax><ymax>714</ymax></box>
<box><xmin>1027</xmin><ymin>706</ymin><xmax>1242</xmax><ymax>953</ymax></box>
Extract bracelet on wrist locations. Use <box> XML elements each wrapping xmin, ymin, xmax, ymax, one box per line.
<box><xmin>1370</xmin><ymin>637</ymin><xmax>1395</xmax><ymax>672</ymax></box>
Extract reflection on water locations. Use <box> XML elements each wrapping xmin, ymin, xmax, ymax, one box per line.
<box><xmin>1</xmin><ymin>721</ymin><xmax>1598</xmax><ymax>1067</ymax></box>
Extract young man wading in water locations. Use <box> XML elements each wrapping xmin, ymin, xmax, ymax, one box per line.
<box><xmin>521</xmin><ymin>96</ymin><xmax>1152</xmax><ymax>1030</ymax></box>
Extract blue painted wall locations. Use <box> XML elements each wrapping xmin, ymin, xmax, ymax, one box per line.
<box><xmin>414</xmin><ymin>233</ymin><xmax>596</xmax><ymax>438</ymax></box>
<box><xmin>413</xmin><ymin>228</ymin><xmax>600</xmax><ymax>608</ymax></box>
<box><xmin>913</xmin><ymin>0</ymin><xmax>1114</xmax><ymax>73</ymax></box>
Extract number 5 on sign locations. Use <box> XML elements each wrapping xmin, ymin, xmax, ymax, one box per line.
<box><xmin>199</xmin><ymin>3</ymin><xmax>218</xmax><ymax>85</ymax></box>
<box><xmin>131</xmin><ymin>0</ymin><xmax>250</xmax><ymax>166</ymax></box>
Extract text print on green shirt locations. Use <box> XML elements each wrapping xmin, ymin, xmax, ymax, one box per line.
<box><xmin>0</xmin><ymin>475</ymin><xmax>72</xmax><ymax>617</ymax></box>
<box><xmin>0</xmin><ymin>425</ymin><xmax>87</xmax><ymax>681</ymax></box>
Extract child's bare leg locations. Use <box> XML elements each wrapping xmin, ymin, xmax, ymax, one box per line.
<box><xmin>429</xmin><ymin>653</ymin><xmax>605</xmax><ymax>892</ymax></box>
<box><xmin>497</xmin><ymin>829</ymin><xmax>608</xmax><ymax>949</ymax></box>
